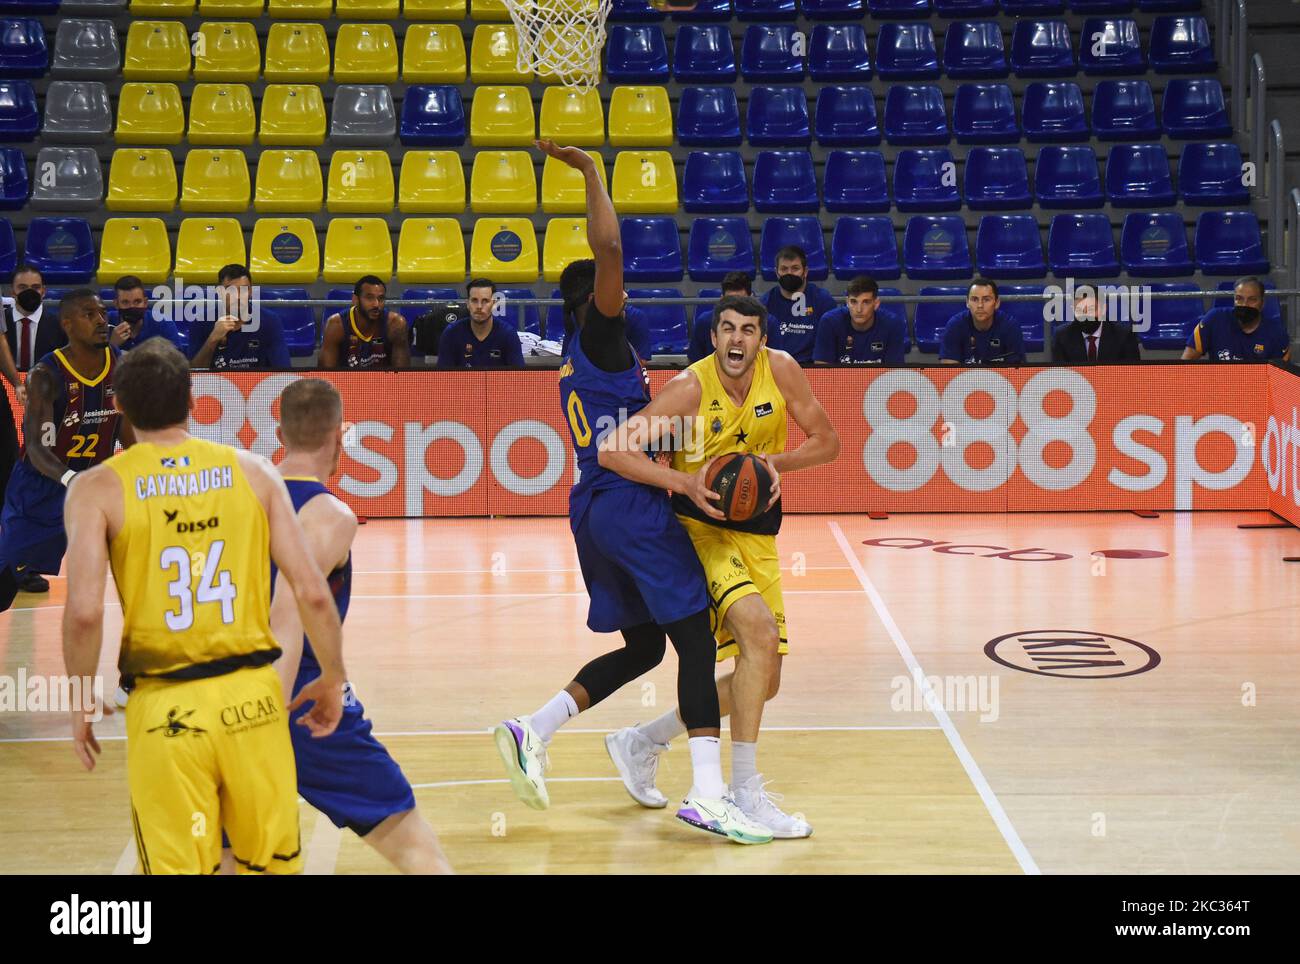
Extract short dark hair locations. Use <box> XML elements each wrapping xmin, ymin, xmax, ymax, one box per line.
<box><xmin>114</xmin><ymin>274</ymin><xmax>146</xmax><ymax>295</ymax></box>
<box><xmin>58</xmin><ymin>287</ymin><xmax>101</xmax><ymax>318</ymax></box>
<box><xmin>711</xmin><ymin>294</ymin><xmax>768</xmax><ymax>335</ymax></box>
<box><xmin>114</xmin><ymin>339</ymin><xmax>191</xmax><ymax>430</ymax></box>
<box><xmin>720</xmin><ymin>271</ymin><xmax>753</xmax><ymax>296</ymax></box>
<box><xmin>1234</xmin><ymin>276</ymin><xmax>1266</xmax><ymax>300</ymax></box>
<box><xmin>354</xmin><ymin>275</ymin><xmax>386</xmax><ymax>297</ymax></box>
<box><xmin>217</xmin><ymin>264</ymin><xmax>251</xmax><ymax>286</ymax></box>
<box><xmin>847</xmin><ymin>276</ymin><xmax>879</xmax><ymax>298</ymax></box>
<box><xmin>559</xmin><ymin>258</ymin><xmax>597</xmax><ymax>320</ymax></box>
<box><xmin>774</xmin><ymin>246</ymin><xmax>807</xmax><ymax>269</ymax></box>
<box><xmin>279</xmin><ymin>379</ymin><xmax>343</xmax><ymax>451</ymax></box>
<box><xmin>969</xmin><ymin>278</ymin><xmax>1000</xmax><ymax>299</ymax></box>
<box><xmin>12</xmin><ymin>263</ymin><xmax>43</xmax><ymax>284</ymax></box>
<box><xmin>466</xmin><ymin>278</ymin><xmax>496</xmax><ymax>296</ymax></box>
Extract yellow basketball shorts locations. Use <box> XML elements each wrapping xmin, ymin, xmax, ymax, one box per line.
<box><xmin>677</xmin><ymin>515</ymin><xmax>788</xmax><ymax>662</ymax></box>
<box><xmin>125</xmin><ymin>663</ymin><xmax>302</xmax><ymax>875</ymax></box>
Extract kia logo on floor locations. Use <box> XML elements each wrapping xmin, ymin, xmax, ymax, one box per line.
<box><xmin>863</xmin><ymin>537</ymin><xmax>1168</xmax><ymax>562</ymax></box>
<box><xmin>985</xmin><ymin>631</ymin><xmax>1161</xmax><ymax>679</ymax></box>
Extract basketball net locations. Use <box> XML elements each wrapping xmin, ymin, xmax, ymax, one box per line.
<box><xmin>502</xmin><ymin>0</ymin><xmax>614</xmax><ymax>92</ymax></box>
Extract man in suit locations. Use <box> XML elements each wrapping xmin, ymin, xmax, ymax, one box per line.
<box><xmin>1051</xmin><ymin>286</ymin><xmax>1141</xmax><ymax>364</ymax></box>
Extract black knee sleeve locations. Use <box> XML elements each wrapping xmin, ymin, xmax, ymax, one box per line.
<box><xmin>572</xmin><ymin>623</ymin><xmax>667</xmax><ymax>708</ymax></box>
<box><xmin>663</xmin><ymin>609</ymin><xmax>721</xmax><ymax>732</ymax></box>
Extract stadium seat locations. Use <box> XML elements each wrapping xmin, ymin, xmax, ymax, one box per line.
<box><xmin>188</xmin><ymin>83</ymin><xmax>255</xmax><ymax>144</ymax></box>
<box><xmin>1079</xmin><ymin>18</ymin><xmax>1145</xmax><ymax>74</ymax></box>
<box><xmin>180</xmin><ymin>149</ymin><xmax>250</xmax><ymax>212</ymax></box>
<box><xmin>0</xmin><ymin>17</ymin><xmax>46</xmax><ymax>76</ymax></box>
<box><xmin>267</xmin><ymin>0</ymin><xmax>331</xmax><ymax>15</ymax></box>
<box><xmin>42</xmin><ymin>80</ymin><xmax>110</xmax><ymax>143</ymax></box>
<box><xmin>746</xmin><ymin>86</ymin><xmax>810</xmax><ymax>146</ymax></box>
<box><xmin>936</xmin><ymin>0</ymin><xmax>998</xmax><ymax>12</ymax></box>
<box><xmin>606</xmin><ymin>24</ymin><xmax>669</xmax><ymax>83</ymax></box>
<box><xmin>123</xmin><ymin>21</ymin><xmax>190</xmax><ymax>81</ymax></box>
<box><xmin>1140</xmin><ymin>282</ymin><xmax>1201</xmax><ymax>349</ymax></box>
<box><xmin>752</xmin><ymin>150</ymin><xmax>818</xmax><ymax>212</ymax></box>
<box><xmin>869</xmin><ymin>0</ymin><xmax>931</xmax><ymax>14</ymax></box>
<box><xmin>542</xmin><ymin>217</ymin><xmax>592</xmax><ymax>282</ymax></box>
<box><xmin>815</xmin><ymin>86</ymin><xmax>880</xmax><ymax>146</ymax></box>
<box><xmin>952</xmin><ymin>83</ymin><xmax>1018</xmax><ymax>143</ymax></box>
<box><xmin>893</xmin><ymin>148</ymin><xmax>960</xmax><ymax>211</ymax></box>
<box><xmin>404</xmin><ymin>0</ymin><xmax>466</xmax><ymax>16</ymax></box>
<box><xmin>628</xmin><ymin>289</ymin><xmax>687</xmax><ymax>354</ymax></box>
<box><xmin>396</xmin><ymin>217</ymin><xmax>465</xmax><ymax>283</ymax></box>
<box><xmin>759</xmin><ymin>216</ymin><xmax>828</xmax><ymax>280</ymax></box>
<box><xmin>470</xmin><ymin>150</ymin><xmax>536</xmax><ymax>213</ymax></box>
<box><xmin>965</xmin><ymin>146</ymin><xmax>1031</xmax><ymax>209</ymax></box>
<box><xmin>611</xmin><ymin>150</ymin><xmax>677</xmax><ymax>213</ymax></box>
<box><xmin>687</xmin><ymin>216</ymin><xmax>755</xmax><ymax>280</ymax></box>
<box><xmin>0</xmin><ymin>146</ymin><xmax>25</xmax><ymax>209</ymax></box>
<box><xmin>254</xmin><ymin>150</ymin><xmax>323</xmax><ymax>212</ymax></box>
<box><xmin>333</xmin><ymin>24</ymin><xmax>398</xmax><ymax>84</ymax></box>
<box><xmin>1149</xmin><ymin>15</ymin><xmax>1214</xmax><ymax>73</ymax></box>
<box><xmin>692</xmin><ymin>287</ymin><xmax>721</xmax><ymax>336</ymax></box>
<box><xmin>681</xmin><ymin>150</ymin><xmax>747</xmax><ymax>212</ymax></box>
<box><xmin>741</xmin><ymin>24</ymin><xmax>804</xmax><ymax>82</ymax></box>
<box><xmin>1120</xmin><ymin>211</ymin><xmax>1192</xmax><ymax>277</ymax></box>
<box><xmin>492</xmin><ymin>287</ymin><xmax>542</xmax><ymax>337</ymax></box>
<box><xmin>259</xmin><ymin>84</ymin><xmax>325</xmax><ymax>145</ymax></box>
<box><xmin>676</xmin><ymin>86</ymin><xmax>741</xmax><ymax>146</ymax></box>
<box><xmin>902</xmin><ymin>215</ymin><xmax>972</xmax><ymax>279</ymax></box>
<box><xmin>876</xmin><ymin>23</ymin><xmax>940</xmax><ymax>80</ymax></box>
<box><xmin>257</xmin><ymin>287</ymin><xmax>315</xmax><ymax>358</ymax></box>
<box><xmin>668</xmin><ymin>0</ymin><xmax>732</xmax><ymax>21</ymax></box>
<box><xmin>0</xmin><ymin>217</ymin><xmax>15</xmax><ymax>280</ymax></box>
<box><xmin>976</xmin><ymin>214</ymin><xmax>1045</xmax><ymax>278</ymax></box>
<box><xmin>999</xmin><ymin>284</ymin><xmax>1046</xmax><ymax>351</ymax></box>
<box><xmin>469</xmin><ymin>0</ymin><xmax>510</xmax><ymax>19</ymax></box>
<box><xmin>401</xmin><ymin>85</ymin><xmax>466</xmax><ymax>145</ymax></box>
<box><xmin>263</xmin><ymin>23</ymin><xmax>329</xmax><ymax>83</ymax></box>
<box><xmin>1092</xmin><ymin>79</ymin><xmax>1158</xmax><ymax>140</ymax></box>
<box><xmin>802</xmin><ymin>0</ymin><xmax>865</xmax><ymax>15</ymax></box>
<box><xmin>914</xmin><ymin>286</ymin><xmax>967</xmax><ymax>353</ymax></box>
<box><xmin>398</xmin><ymin>150</ymin><xmax>465</xmax><ymax>213</ymax></box>
<box><xmin>12</xmin><ymin>0</ymin><xmax>65</xmax><ymax>11</ymax></box>
<box><xmin>823</xmin><ymin>150</ymin><xmax>890</xmax><ymax>212</ymax></box>
<box><xmin>831</xmin><ymin>215</ymin><xmax>901</xmax><ymax>280</ymax></box>
<box><xmin>50</xmin><ymin>20</ymin><xmax>119</xmax><ymax>78</ymax></box>
<box><xmin>1162</xmin><ymin>78</ymin><xmax>1230</xmax><ymax>138</ymax></box>
<box><xmin>621</xmin><ymin>216</ymin><xmax>682</xmax><ymax>281</ymax></box>
<box><xmin>129</xmin><ymin>0</ymin><xmax>193</xmax><ymax>11</ymax></box>
<box><xmin>1047</xmin><ymin>212</ymin><xmax>1117</xmax><ymax>277</ymax></box>
<box><xmin>539</xmin><ymin>87</ymin><xmax>605</xmax><ymax>146</ymax></box>
<box><xmin>98</xmin><ymin>217</ymin><xmax>170</xmax><ymax>284</ymax></box>
<box><xmin>471</xmin><ymin>86</ymin><xmax>536</xmax><ymax>146</ymax></box>
<box><xmin>337</xmin><ymin>0</ymin><xmax>398</xmax><ymax>15</ymax></box>
<box><xmin>23</xmin><ymin>217</ymin><xmax>95</xmax><ymax>283</ymax></box>
<box><xmin>405</xmin><ymin>23</ymin><xmax>466</xmax><ymax>84</ymax></box>
<box><xmin>672</xmin><ymin>24</ymin><xmax>736</xmax><ymax>83</ymax></box>
<box><xmin>331</xmin><ymin>85</ymin><xmax>396</xmax><ymax>146</ymax></box>
<box><xmin>200</xmin><ymin>0</ymin><xmax>266</xmax><ymax>15</ymax></box>
<box><xmin>470</xmin><ymin>218</ymin><xmax>539</xmax><ymax>282</ymax></box>
<box><xmin>883</xmin><ymin>84</ymin><xmax>948</xmax><ymax>144</ymax></box>
<box><xmin>323</xmin><ymin>218</ymin><xmax>392</xmax><ymax>283</ymax></box>
<box><xmin>115</xmin><ymin>82</ymin><xmax>185</xmax><ymax>144</ymax></box>
<box><xmin>1070</xmin><ymin>0</ymin><xmax>1136</xmax><ymax>10</ymax></box>
<box><xmin>327</xmin><ymin>150</ymin><xmax>396</xmax><ymax>213</ymax></box>
<box><xmin>107</xmin><ymin>148</ymin><xmax>176</xmax><ymax>211</ymax></box>
<box><xmin>1034</xmin><ymin>145</ymin><xmax>1103</xmax><ymax>207</ymax></box>
<box><xmin>249</xmin><ymin>218</ymin><xmax>320</xmax><ymax>283</ymax></box>
<box><xmin>734</xmin><ymin>0</ymin><xmax>797</xmax><ymax>19</ymax></box>
<box><xmin>1010</xmin><ymin>19</ymin><xmax>1075</xmax><ymax>76</ymax></box>
<box><xmin>609</xmin><ymin>86</ymin><xmax>673</xmax><ymax>146</ymax></box>
<box><xmin>944</xmin><ymin>20</ymin><xmax>1008</xmax><ymax>78</ymax></box>
<box><xmin>1021</xmin><ymin>81</ymin><xmax>1087</xmax><ymax>141</ymax></box>
<box><xmin>1178</xmin><ymin>142</ymin><xmax>1247</xmax><ymax>206</ymax></box>
<box><xmin>28</xmin><ymin>146</ymin><xmax>102</xmax><ymax>210</ymax></box>
<box><xmin>175</xmin><ymin>217</ymin><xmax>245</xmax><ymax>283</ymax></box>
<box><xmin>609</xmin><ymin>0</ymin><xmax>666</xmax><ymax>21</ymax></box>
<box><xmin>1106</xmin><ymin>143</ymin><xmax>1175</xmax><ymax>207</ymax></box>
<box><xmin>809</xmin><ymin>24</ymin><xmax>871</xmax><ymax>83</ymax></box>
<box><xmin>540</xmin><ymin>149</ymin><xmax>606</xmax><ymax>212</ymax></box>
<box><xmin>193</xmin><ymin>21</ymin><xmax>260</xmax><ymax>82</ymax></box>
<box><xmin>1195</xmin><ymin>211</ymin><xmax>1267</xmax><ymax>276</ymax></box>
<box><xmin>469</xmin><ymin>24</ymin><xmax>529</xmax><ymax>85</ymax></box>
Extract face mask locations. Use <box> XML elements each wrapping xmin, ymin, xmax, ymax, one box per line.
<box><xmin>15</xmin><ymin>288</ymin><xmax>41</xmax><ymax>314</ymax></box>
<box><xmin>119</xmin><ymin>307</ymin><xmax>146</xmax><ymax>325</ymax></box>
<box><xmin>1233</xmin><ymin>306</ymin><xmax>1260</xmax><ymax>328</ymax></box>
<box><xmin>777</xmin><ymin>274</ymin><xmax>803</xmax><ymax>294</ymax></box>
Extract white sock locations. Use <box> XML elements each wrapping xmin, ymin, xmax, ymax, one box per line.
<box><xmin>732</xmin><ymin>741</ymin><xmax>758</xmax><ymax>788</ymax></box>
<box><xmin>687</xmin><ymin>736</ymin><xmax>727</xmax><ymax>799</ymax></box>
<box><xmin>637</xmin><ymin>708</ymin><xmax>686</xmax><ymax>746</ymax></box>
<box><xmin>530</xmin><ymin>690</ymin><xmax>579</xmax><ymax>743</ymax></box>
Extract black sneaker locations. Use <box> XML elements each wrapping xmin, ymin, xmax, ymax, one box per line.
<box><xmin>17</xmin><ymin>569</ymin><xmax>49</xmax><ymax>593</ymax></box>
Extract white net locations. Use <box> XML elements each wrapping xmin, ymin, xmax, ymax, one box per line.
<box><xmin>502</xmin><ymin>0</ymin><xmax>615</xmax><ymax>93</ymax></box>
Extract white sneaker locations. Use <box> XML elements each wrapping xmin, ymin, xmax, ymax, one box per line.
<box><xmin>113</xmin><ymin>686</ymin><xmax>130</xmax><ymax>709</ymax></box>
<box><xmin>605</xmin><ymin>726</ymin><xmax>668</xmax><ymax>809</ymax></box>
<box><xmin>492</xmin><ymin>716</ymin><xmax>549</xmax><ymax>811</ymax></box>
<box><xmin>731</xmin><ymin>774</ymin><xmax>813</xmax><ymax>838</ymax></box>
<box><xmin>676</xmin><ymin>793</ymin><xmax>773</xmax><ymax>845</ymax></box>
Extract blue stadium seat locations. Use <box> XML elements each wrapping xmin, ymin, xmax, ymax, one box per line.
<box><xmin>622</xmin><ymin>216</ymin><xmax>683</xmax><ymax>281</ymax></box>
<box><xmin>1034</xmin><ymin>145</ymin><xmax>1103</xmax><ymax>207</ymax></box>
<box><xmin>1138</xmin><ymin>0</ymin><xmax>1201</xmax><ymax>8</ymax></box>
<box><xmin>758</xmin><ymin>216</ymin><xmax>828</xmax><ymax>280</ymax></box>
<box><xmin>875</xmin><ymin>287</ymin><xmax>911</xmax><ymax>347</ymax></box>
<box><xmin>687</xmin><ymin>216</ymin><xmax>756</xmax><ymax>280</ymax></box>
<box><xmin>673</xmin><ymin>24</ymin><xmax>736</xmax><ymax>83</ymax></box>
<box><xmin>670</xmin><ymin>0</ymin><xmax>733</xmax><ymax>21</ymax></box>
<box><xmin>1162</xmin><ymin>78</ymin><xmax>1230</xmax><ymax>139</ymax></box>
<box><xmin>693</xmin><ymin>287</ymin><xmax>720</xmax><ymax>336</ymax></box>
<box><xmin>1092</xmin><ymin>79</ymin><xmax>1158</xmax><ymax>140</ymax></box>
<box><xmin>1142</xmin><ymin>282</ymin><xmax>1201</xmax><ymax>349</ymax></box>
<box><xmin>752</xmin><ymin>150</ymin><xmax>818</xmax><ymax>212</ymax></box>
<box><xmin>0</xmin><ymin>18</ymin><xmax>47</xmax><ymax>77</ymax></box>
<box><xmin>976</xmin><ymin>214</ymin><xmax>1045</xmax><ymax>279</ymax></box>
<box><xmin>682</xmin><ymin>150</ymin><xmax>748</xmax><ymax>212</ymax></box>
<box><xmin>494</xmin><ymin>288</ymin><xmax>543</xmax><ymax>337</ymax></box>
<box><xmin>0</xmin><ymin>145</ymin><xmax>25</xmax><ymax>209</ymax></box>
<box><xmin>831</xmin><ymin>216</ymin><xmax>901</xmax><ymax>280</ymax></box>
<box><xmin>823</xmin><ymin>150</ymin><xmax>890</xmax><ymax>212</ymax></box>
<box><xmin>677</xmin><ymin>86</ymin><xmax>742</xmax><ymax>146</ymax></box>
<box><xmin>606</xmin><ymin>25</ymin><xmax>670</xmax><ymax>83</ymax></box>
<box><xmin>261</xmin><ymin>288</ymin><xmax>317</xmax><ymax>358</ymax></box>
<box><xmin>1021</xmin><ymin>81</ymin><xmax>1087</xmax><ymax>141</ymax></box>
<box><xmin>0</xmin><ymin>216</ymin><xmax>14</xmax><ymax>280</ymax></box>
<box><xmin>1195</xmin><ymin>211</ymin><xmax>1267</xmax><ymax>276</ymax></box>
<box><xmin>735</xmin><ymin>0</ymin><xmax>798</xmax><ymax>19</ymax></box>
<box><xmin>1178</xmin><ymin>142</ymin><xmax>1247</xmax><ymax>206</ymax></box>
<box><xmin>802</xmin><ymin>0</ymin><xmax>866</xmax><ymax>15</ymax></box>
<box><xmin>869</xmin><ymin>0</ymin><xmax>932</xmax><ymax>15</ymax></box>
<box><xmin>876</xmin><ymin>23</ymin><xmax>941</xmax><ymax>80</ymax></box>
<box><xmin>1149</xmin><ymin>15</ymin><xmax>1215</xmax><ymax>73</ymax></box>
<box><xmin>1003</xmin><ymin>0</ymin><xmax>1065</xmax><ymax>10</ymax></box>
<box><xmin>914</xmin><ymin>285</ymin><xmax>967</xmax><ymax>353</ymax></box>
<box><xmin>1000</xmin><ymin>284</ymin><xmax>1047</xmax><ymax>350</ymax></box>
<box><xmin>809</xmin><ymin>24</ymin><xmax>871</xmax><ymax>83</ymax></box>
<box><xmin>1079</xmin><ymin>18</ymin><xmax>1145</xmax><ymax>75</ymax></box>
<box><xmin>1213</xmin><ymin>280</ymin><xmax>1282</xmax><ymax>327</ymax></box>
<box><xmin>627</xmin><ymin>288</ymin><xmax>688</xmax><ymax>354</ymax></box>
<box><xmin>741</xmin><ymin>25</ymin><xmax>804</xmax><ymax>82</ymax></box>
<box><xmin>815</xmin><ymin>86</ymin><xmax>880</xmax><ymax>146</ymax></box>
<box><xmin>965</xmin><ymin>146</ymin><xmax>1031</xmax><ymax>209</ymax></box>
<box><xmin>1069</xmin><ymin>0</ymin><xmax>1135</xmax><ymax>10</ymax></box>
<box><xmin>943</xmin><ymin>20</ymin><xmax>1008</xmax><ymax>78</ymax></box>
<box><xmin>400</xmin><ymin>86</ymin><xmax>466</xmax><ymax>146</ymax></box>
<box><xmin>1106</xmin><ymin>143</ymin><xmax>1175</xmax><ymax>207</ymax></box>
<box><xmin>746</xmin><ymin>86</ymin><xmax>810</xmax><ymax>146</ymax></box>
<box><xmin>543</xmin><ymin>287</ymin><xmax>567</xmax><ymax>344</ymax></box>
<box><xmin>936</xmin><ymin>0</ymin><xmax>999</xmax><ymax>13</ymax></box>
<box><xmin>1010</xmin><ymin>19</ymin><xmax>1075</xmax><ymax>77</ymax></box>
<box><xmin>610</xmin><ymin>0</ymin><xmax>667</xmax><ymax>22</ymax></box>
<box><xmin>1120</xmin><ymin>211</ymin><xmax>1192</xmax><ymax>277</ymax></box>
<box><xmin>893</xmin><ymin>148</ymin><xmax>961</xmax><ymax>211</ymax></box>
<box><xmin>953</xmin><ymin>83</ymin><xmax>1018</xmax><ymax>143</ymax></box>
<box><xmin>883</xmin><ymin>84</ymin><xmax>949</xmax><ymax>144</ymax></box>
<box><xmin>903</xmin><ymin>215</ymin><xmax>972</xmax><ymax>279</ymax></box>
<box><xmin>23</xmin><ymin>216</ymin><xmax>94</xmax><ymax>282</ymax></box>
<box><xmin>1048</xmin><ymin>212</ymin><xmax>1118</xmax><ymax>277</ymax></box>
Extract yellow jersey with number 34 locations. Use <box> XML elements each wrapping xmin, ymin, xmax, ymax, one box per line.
<box><xmin>104</xmin><ymin>438</ymin><xmax>278</xmax><ymax>681</ymax></box>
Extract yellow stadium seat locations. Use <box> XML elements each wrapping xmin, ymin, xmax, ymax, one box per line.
<box><xmin>259</xmin><ymin>85</ymin><xmax>327</xmax><ymax>146</ymax></box>
<box><xmin>398</xmin><ymin>151</ymin><xmax>465</xmax><ymax>213</ymax></box>
<box><xmin>106</xmin><ymin>149</ymin><xmax>178</xmax><ymax>212</ymax></box>
<box><xmin>250</xmin><ymin>218</ymin><xmax>321</xmax><ymax>283</ymax></box>
<box><xmin>403</xmin><ymin>0</ymin><xmax>465</xmax><ymax>18</ymax></box>
<box><xmin>470</xmin><ymin>218</ymin><xmax>538</xmax><ymax>282</ymax></box>
<box><xmin>267</xmin><ymin>0</ymin><xmax>333</xmax><ymax>17</ymax></box>
<box><xmin>542</xmin><ymin>217</ymin><xmax>592</xmax><ymax>283</ymax></box>
<box><xmin>611</xmin><ymin>150</ymin><xmax>677</xmax><ymax>214</ymax></box>
<box><xmin>193</xmin><ymin>22</ymin><xmax>262</xmax><ymax>83</ymax></box>
<box><xmin>470</xmin><ymin>86</ymin><xmax>536</xmax><ymax>147</ymax></box>
<box><xmin>323</xmin><ymin>218</ymin><xmax>393</xmax><ymax>283</ymax></box>
<box><xmin>124</xmin><ymin>21</ymin><xmax>192</xmax><ymax>82</ymax></box>
<box><xmin>539</xmin><ymin>87</ymin><xmax>604</xmax><ymax>146</ymax></box>
<box><xmin>130</xmin><ymin>0</ymin><xmax>195</xmax><ymax>15</ymax></box>
<box><xmin>403</xmin><ymin>24</ymin><xmax>467</xmax><ymax>84</ymax></box>
<box><xmin>200</xmin><ymin>0</ymin><xmax>266</xmax><ymax>15</ymax></box>
<box><xmin>608</xmin><ymin>86</ymin><xmax>672</xmax><ymax>147</ymax></box>
<box><xmin>188</xmin><ymin>84</ymin><xmax>256</xmax><ymax>145</ymax></box>
<box><xmin>326</xmin><ymin>150</ymin><xmax>396</xmax><ymax>213</ymax></box>
<box><xmin>333</xmin><ymin>24</ymin><xmax>399</xmax><ymax>84</ymax></box>
<box><xmin>175</xmin><ymin>218</ymin><xmax>247</xmax><ymax>283</ymax></box>
<box><xmin>336</xmin><ymin>0</ymin><xmax>398</xmax><ymax>14</ymax></box>
<box><xmin>181</xmin><ymin>150</ymin><xmax>251</xmax><ymax>212</ymax></box>
<box><xmin>98</xmin><ymin>218</ymin><xmax>172</xmax><ymax>285</ymax></box>
<box><xmin>470</xmin><ymin>24</ymin><xmax>531</xmax><ymax>85</ymax></box>
<box><xmin>540</xmin><ymin>150</ymin><xmax>605</xmax><ymax>214</ymax></box>
<box><xmin>254</xmin><ymin>150</ymin><xmax>324</xmax><ymax>212</ymax></box>
<box><xmin>115</xmin><ymin>83</ymin><xmax>185</xmax><ymax>145</ymax></box>
<box><xmin>470</xmin><ymin>0</ymin><xmax>510</xmax><ymax>21</ymax></box>
<box><xmin>470</xmin><ymin>151</ymin><xmax>536</xmax><ymax>213</ymax></box>
<box><xmin>263</xmin><ymin>24</ymin><xmax>330</xmax><ymax>83</ymax></box>
<box><xmin>397</xmin><ymin>219</ymin><xmax>466</xmax><ymax>283</ymax></box>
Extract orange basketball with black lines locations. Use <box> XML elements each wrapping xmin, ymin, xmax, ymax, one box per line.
<box><xmin>704</xmin><ymin>453</ymin><xmax>773</xmax><ymax>523</ymax></box>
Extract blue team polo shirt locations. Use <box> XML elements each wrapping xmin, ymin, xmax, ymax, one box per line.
<box><xmin>189</xmin><ymin>308</ymin><xmax>290</xmax><ymax>370</ymax></box>
<box><xmin>436</xmin><ymin>317</ymin><xmax>525</xmax><ymax>368</ymax></box>
<box><xmin>113</xmin><ymin>311</ymin><xmax>185</xmax><ymax>354</ymax></box>
<box><xmin>939</xmin><ymin>309</ymin><xmax>1025</xmax><ymax>365</ymax></box>
<box><xmin>1186</xmin><ymin>307</ymin><xmax>1292</xmax><ymax>362</ymax></box>
<box><xmin>762</xmin><ymin>283</ymin><xmax>838</xmax><ymax>364</ymax></box>
<box><xmin>813</xmin><ymin>306</ymin><xmax>908</xmax><ymax>365</ymax></box>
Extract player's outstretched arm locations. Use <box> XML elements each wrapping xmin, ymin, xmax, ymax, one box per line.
<box><xmin>22</xmin><ymin>363</ymin><xmax>72</xmax><ymax>484</ymax></box>
<box><xmin>387</xmin><ymin>311</ymin><xmax>412</xmax><ymax>369</ymax></box>
<box><xmin>768</xmin><ymin>350</ymin><xmax>840</xmax><ymax>474</ymax></box>
<box><xmin>318</xmin><ymin>314</ymin><xmax>344</xmax><ymax>369</ymax></box>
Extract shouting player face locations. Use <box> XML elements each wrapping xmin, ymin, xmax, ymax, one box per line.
<box><xmin>64</xmin><ymin>294</ymin><xmax>112</xmax><ymax>350</ymax></box>
<box><xmin>712</xmin><ymin>307</ymin><xmax>767</xmax><ymax>380</ymax></box>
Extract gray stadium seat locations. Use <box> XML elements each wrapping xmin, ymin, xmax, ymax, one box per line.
<box><xmin>51</xmin><ymin>20</ymin><xmax>122</xmax><ymax>79</ymax></box>
<box><xmin>42</xmin><ymin>81</ymin><xmax>113</xmax><ymax>143</ymax></box>
<box><xmin>29</xmin><ymin>147</ymin><xmax>104</xmax><ymax>211</ymax></box>
<box><xmin>330</xmin><ymin>85</ymin><xmax>396</xmax><ymax>146</ymax></box>
<box><xmin>60</xmin><ymin>0</ymin><xmax>128</xmax><ymax>12</ymax></box>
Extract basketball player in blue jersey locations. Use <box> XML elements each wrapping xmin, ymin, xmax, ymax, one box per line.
<box><xmin>319</xmin><ymin>275</ymin><xmax>411</xmax><ymax>370</ymax></box>
<box><xmin>0</xmin><ymin>289</ymin><xmax>134</xmax><ymax>611</ymax></box>
<box><xmin>493</xmin><ymin>140</ymin><xmax>772</xmax><ymax>844</ymax></box>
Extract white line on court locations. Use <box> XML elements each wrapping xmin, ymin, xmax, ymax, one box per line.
<box><xmin>827</xmin><ymin>520</ymin><xmax>1041</xmax><ymax>876</ymax></box>
<box><xmin>112</xmin><ymin>839</ymin><xmax>136</xmax><ymax>875</ymax></box>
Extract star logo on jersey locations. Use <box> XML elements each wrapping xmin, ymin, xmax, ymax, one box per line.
<box><xmin>708</xmin><ymin>399</ymin><xmax>723</xmax><ymax>412</ymax></box>
<box><xmin>163</xmin><ymin>509</ymin><xmax>179</xmax><ymax>524</ymax></box>
<box><xmin>147</xmin><ymin>706</ymin><xmax>205</xmax><ymax>738</ymax></box>
<box><xmin>733</xmin><ymin>429</ymin><xmax>749</xmax><ymax>445</ymax></box>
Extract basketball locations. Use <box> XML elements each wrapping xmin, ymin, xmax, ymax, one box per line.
<box><xmin>704</xmin><ymin>453</ymin><xmax>773</xmax><ymax>523</ymax></box>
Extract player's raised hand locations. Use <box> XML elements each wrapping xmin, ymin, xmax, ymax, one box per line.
<box><xmin>289</xmin><ymin>675</ymin><xmax>345</xmax><ymax>738</ymax></box>
<box><xmin>688</xmin><ymin>457</ymin><xmax>726</xmax><ymax>521</ymax></box>
<box><xmin>534</xmin><ymin>139</ymin><xmax>594</xmax><ymax>174</ymax></box>
<box><xmin>757</xmin><ymin>453</ymin><xmax>781</xmax><ymax>510</ymax></box>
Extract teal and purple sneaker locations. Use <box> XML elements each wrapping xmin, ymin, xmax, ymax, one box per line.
<box><xmin>676</xmin><ymin>794</ymin><xmax>774</xmax><ymax>844</ymax></box>
<box><xmin>493</xmin><ymin>716</ymin><xmax>550</xmax><ymax>811</ymax></box>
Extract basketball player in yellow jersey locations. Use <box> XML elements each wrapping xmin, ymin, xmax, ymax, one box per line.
<box><xmin>61</xmin><ymin>340</ymin><xmax>347</xmax><ymax>875</ymax></box>
<box><xmin>598</xmin><ymin>294</ymin><xmax>840</xmax><ymax>836</ymax></box>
